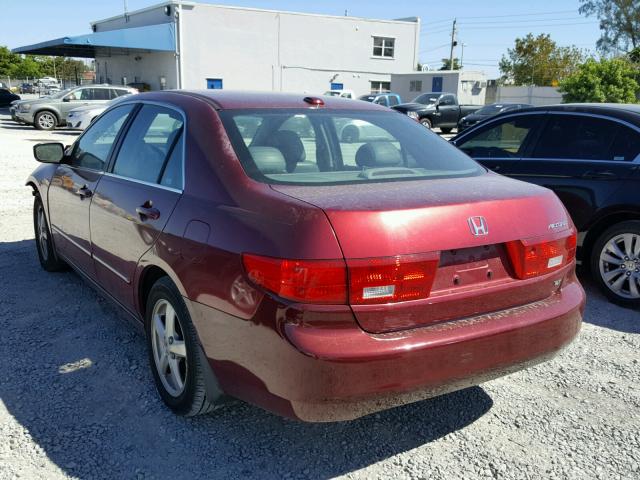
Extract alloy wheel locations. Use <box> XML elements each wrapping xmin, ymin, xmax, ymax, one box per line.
<box><xmin>151</xmin><ymin>299</ymin><xmax>188</xmax><ymax>397</ymax></box>
<box><xmin>36</xmin><ymin>204</ymin><xmax>49</xmax><ymax>262</ymax></box>
<box><xmin>38</xmin><ymin>113</ymin><xmax>55</xmax><ymax>129</ymax></box>
<box><xmin>599</xmin><ymin>233</ymin><xmax>640</xmax><ymax>299</ymax></box>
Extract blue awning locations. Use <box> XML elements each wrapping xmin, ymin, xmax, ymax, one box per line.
<box><xmin>12</xmin><ymin>23</ymin><xmax>176</xmax><ymax>58</ymax></box>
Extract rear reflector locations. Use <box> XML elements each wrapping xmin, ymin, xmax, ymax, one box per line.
<box><xmin>347</xmin><ymin>253</ymin><xmax>440</xmax><ymax>305</ymax></box>
<box><xmin>242</xmin><ymin>254</ymin><xmax>346</xmax><ymax>304</ymax></box>
<box><xmin>506</xmin><ymin>231</ymin><xmax>577</xmax><ymax>279</ymax></box>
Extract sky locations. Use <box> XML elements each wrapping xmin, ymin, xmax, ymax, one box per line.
<box><xmin>0</xmin><ymin>0</ymin><xmax>603</xmax><ymax>78</ymax></box>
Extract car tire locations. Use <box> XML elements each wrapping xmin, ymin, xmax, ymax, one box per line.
<box><xmin>34</xmin><ymin>110</ymin><xmax>58</xmax><ymax>131</ymax></box>
<box><xmin>590</xmin><ymin>220</ymin><xmax>640</xmax><ymax>308</ymax></box>
<box><xmin>440</xmin><ymin>127</ymin><xmax>453</xmax><ymax>134</ymax></box>
<box><xmin>420</xmin><ymin>118</ymin><xmax>432</xmax><ymax>129</ymax></box>
<box><xmin>33</xmin><ymin>196</ymin><xmax>66</xmax><ymax>272</ymax></box>
<box><xmin>145</xmin><ymin>276</ymin><xmax>220</xmax><ymax>416</ymax></box>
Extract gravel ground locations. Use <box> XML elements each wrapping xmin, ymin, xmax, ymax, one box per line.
<box><xmin>0</xmin><ymin>108</ymin><xmax>638</xmax><ymax>480</ymax></box>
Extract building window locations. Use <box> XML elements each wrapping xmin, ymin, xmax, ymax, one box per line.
<box><xmin>409</xmin><ymin>80</ymin><xmax>423</xmax><ymax>92</ymax></box>
<box><xmin>370</xmin><ymin>81</ymin><xmax>391</xmax><ymax>94</ymax></box>
<box><xmin>373</xmin><ymin>37</ymin><xmax>395</xmax><ymax>58</ymax></box>
<box><xmin>206</xmin><ymin>78</ymin><xmax>223</xmax><ymax>89</ymax></box>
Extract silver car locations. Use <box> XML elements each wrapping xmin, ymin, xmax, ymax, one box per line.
<box><xmin>66</xmin><ymin>95</ymin><xmax>133</xmax><ymax>130</ymax></box>
<box><xmin>14</xmin><ymin>85</ymin><xmax>137</xmax><ymax>130</ymax></box>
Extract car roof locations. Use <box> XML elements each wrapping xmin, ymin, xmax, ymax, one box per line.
<box><xmin>166</xmin><ymin>90</ymin><xmax>388</xmax><ymax>111</ymax></box>
<box><xmin>489</xmin><ymin>103</ymin><xmax>640</xmax><ymax>128</ymax></box>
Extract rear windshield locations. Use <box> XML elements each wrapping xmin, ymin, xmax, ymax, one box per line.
<box><xmin>219</xmin><ymin>109</ymin><xmax>484</xmax><ymax>185</ymax></box>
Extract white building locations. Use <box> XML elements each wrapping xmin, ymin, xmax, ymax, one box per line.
<box><xmin>15</xmin><ymin>1</ymin><xmax>420</xmax><ymax>95</ymax></box>
<box><xmin>391</xmin><ymin>70</ymin><xmax>488</xmax><ymax>105</ymax></box>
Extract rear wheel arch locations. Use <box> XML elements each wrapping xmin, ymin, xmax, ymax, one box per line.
<box><xmin>582</xmin><ymin>210</ymin><xmax>640</xmax><ymax>268</ymax></box>
<box><xmin>138</xmin><ymin>265</ymin><xmax>172</xmax><ymax>319</ymax></box>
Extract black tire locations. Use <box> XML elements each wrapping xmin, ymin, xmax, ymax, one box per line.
<box><xmin>440</xmin><ymin>127</ymin><xmax>453</xmax><ymax>134</ymax></box>
<box><xmin>590</xmin><ymin>220</ymin><xmax>640</xmax><ymax>308</ymax></box>
<box><xmin>34</xmin><ymin>110</ymin><xmax>58</xmax><ymax>131</ymax></box>
<box><xmin>33</xmin><ymin>196</ymin><xmax>66</xmax><ymax>272</ymax></box>
<box><xmin>145</xmin><ymin>276</ymin><xmax>219</xmax><ymax>416</ymax></box>
<box><xmin>420</xmin><ymin>118</ymin><xmax>432</xmax><ymax>129</ymax></box>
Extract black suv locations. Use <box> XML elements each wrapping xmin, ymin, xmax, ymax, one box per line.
<box><xmin>452</xmin><ymin>104</ymin><xmax>640</xmax><ymax>307</ymax></box>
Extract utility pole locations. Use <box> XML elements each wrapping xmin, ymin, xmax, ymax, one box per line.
<box><xmin>448</xmin><ymin>19</ymin><xmax>457</xmax><ymax>70</ymax></box>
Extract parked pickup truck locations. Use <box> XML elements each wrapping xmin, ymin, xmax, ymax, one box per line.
<box><xmin>392</xmin><ymin>93</ymin><xmax>482</xmax><ymax>133</ymax></box>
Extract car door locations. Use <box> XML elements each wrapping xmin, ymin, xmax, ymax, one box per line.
<box><xmin>511</xmin><ymin>113</ymin><xmax>640</xmax><ymax>231</ymax></box>
<box><xmin>437</xmin><ymin>95</ymin><xmax>458</xmax><ymax>126</ymax></box>
<box><xmin>90</xmin><ymin>103</ymin><xmax>184</xmax><ymax>311</ymax></box>
<box><xmin>47</xmin><ymin>104</ymin><xmax>135</xmax><ymax>277</ymax></box>
<box><xmin>453</xmin><ymin>113</ymin><xmax>544</xmax><ymax>175</ymax></box>
<box><xmin>60</xmin><ymin>88</ymin><xmax>93</xmax><ymax>118</ymax></box>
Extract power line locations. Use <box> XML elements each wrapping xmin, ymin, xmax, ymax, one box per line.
<box><xmin>421</xmin><ymin>8</ymin><xmax>579</xmax><ymax>26</ymax></box>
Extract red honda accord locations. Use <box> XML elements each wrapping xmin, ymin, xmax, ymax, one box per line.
<box><xmin>28</xmin><ymin>91</ymin><xmax>584</xmax><ymax>422</ymax></box>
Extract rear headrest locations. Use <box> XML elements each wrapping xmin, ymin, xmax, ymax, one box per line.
<box><xmin>355</xmin><ymin>142</ymin><xmax>402</xmax><ymax>168</ymax></box>
<box><xmin>268</xmin><ymin>130</ymin><xmax>306</xmax><ymax>172</ymax></box>
<box><xmin>248</xmin><ymin>146</ymin><xmax>286</xmax><ymax>174</ymax></box>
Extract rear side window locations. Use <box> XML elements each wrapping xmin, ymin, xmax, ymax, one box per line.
<box><xmin>219</xmin><ymin>109</ymin><xmax>483</xmax><ymax>185</ymax></box>
<box><xmin>69</xmin><ymin>104</ymin><xmax>134</xmax><ymax>170</ymax></box>
<box><xmin>457</xmin><ymin>115</ymin><xmax>540</xmax><ymax>158</ymax></box>
<box><xmin>111</xmin><ymin>88</ymin><xmax>131</xmax><ymax>99</ymax></box>
<box><xmin>91</xmin><ymin>88</ymin><xmax>111</xmax><ymax>101</ymax></box>
<box><xmin>532</xmin><ymin>115</ymin><xmax>632</xmax><ymax>161</ymax></box>
<box><xmin>439</xmin><ymin>95</ymin><xmax>455</xmax><ymax>106</ymax></box>
<box><xmin>112</xmin><ymin>105</ymin><xmax>184</xmax><ymax>186</ymax></box>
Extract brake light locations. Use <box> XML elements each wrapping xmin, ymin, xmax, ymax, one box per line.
<box><xmin>242</xmin><ymin>254</ymin><xmax>347</xmax><ymax>304</ymax></box>
<box><xmin>347</xmin><ymin>253</ymin><xmax>440</xmax><ymax>305</ymax></box>
<box><xmin>506</xmin><ymin>231</ymin><xmax>577</xmax><ymax>279</ymax></box>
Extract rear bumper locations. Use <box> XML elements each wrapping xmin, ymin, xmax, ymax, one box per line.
<box><xmin>191</xmin><ymin>278</ymin><xmax>584</xmax><ymax>422</ymax></box>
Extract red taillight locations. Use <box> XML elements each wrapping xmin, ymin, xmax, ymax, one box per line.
<box><xmin>347</xmin><ymin>253</ymin><xmax>440</xmax><ymax>305</ymax></box>
<box><xmin>242</xmin><ymin>252</ymin><xmax>441</xmax><ymax>305</ymax></box>
<box><xmin>242</xmin><ymin>254</ymin><xmax>347</xmax><ymax>304</ymax></box>
<box><xmin>506</xmin><ymin>231</ymin><xmax>577</xmax><ymax>279</ymax></box>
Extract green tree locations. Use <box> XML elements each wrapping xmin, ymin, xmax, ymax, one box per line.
<box><xmin>559</xmin><ymin>58</ymin><xmax>639</xmax><ymax>103</ymax></box>
<box><xmin>0</xmin><ymin>46</ymin><xmax>20</xmax><ymax>79</ymax></box>
<box><xmin>440</xmin><ymin>58</ymin><xmax>461</xmax><ymax>70</ymax></box>
<box><xmin>13</xmin><ymin>56</ymin><xmax>42</xmax><ymax>79</ymax></box>
<box><xmin>579</xmin><ymin>0</ymin><xmax>640</xmax><ymax>53</ymax></box>
<box><xmin>499</xmin><ymin>34</ymin><xmax>585</xmax><ymax>86</ymax></box>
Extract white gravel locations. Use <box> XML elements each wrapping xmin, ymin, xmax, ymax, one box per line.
<box><xmin>0</xmin><ymin>108</ymin><xmax>638</xmax><ymax>480</ymax></box>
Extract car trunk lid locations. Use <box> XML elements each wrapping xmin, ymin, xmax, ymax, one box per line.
<box><xmin>272</xmin><ymin>173</ymin><xmax>574</xmax><ymax>333</ymax></box>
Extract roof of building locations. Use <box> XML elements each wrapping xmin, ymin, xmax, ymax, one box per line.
<box><xmin>12</xmin><ymin>23</ymin><xmax>175</xmax><ymax>58</ymax></box>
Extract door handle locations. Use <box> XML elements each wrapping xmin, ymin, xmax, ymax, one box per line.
<box><xmin>582</xmin><ymin>170</ymin><xmax>617</xmax><ymax>179</ymax></box>
<box><xmin>136</xmin><ymin>203</ymin><xmax>160</xmax><ymax>221</ymax></box>
<box><xmin>76</xmin><ymin>185</ymin><xmax>92</xmax><ymax>199</ymax></box>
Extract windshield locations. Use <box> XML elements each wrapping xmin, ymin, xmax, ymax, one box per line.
<box><xmin>413</xmin><ymin>94</ymin><xmax>440</xmax><ymax>105</ymax></box>
<box><xmin>219</xmin><ymin>109</ymin><xmax>483</xmax><ymax>186</ymax></box>
<box><xmin>48</xmin><ymin>88</ymin><xmax>75</xmax><ymax>100</ymax></box>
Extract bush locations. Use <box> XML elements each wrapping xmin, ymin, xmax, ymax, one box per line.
<box><xmin>559</xmin><ymin>58</ymin><xmax>639</xmax><ymax>103</ymax></box>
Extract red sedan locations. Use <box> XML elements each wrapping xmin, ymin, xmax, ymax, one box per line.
<box><xmin>28</xmin><ymin>91</ymin><xmax>584</xmax><ymax>422</ymax></box>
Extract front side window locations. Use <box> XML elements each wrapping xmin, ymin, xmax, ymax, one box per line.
<box><xmin>373</xmin><ymin>37</ymin><xmax>395</xmax><ymax>58</ymax></box>
<box><xmin>532</xmin><ymin>115</ymin><xmax>638</xmax><ymax>161</ymax></box>
<box><xmin>91</xmin><ymin>88</ymin><xmax>110</xmax><ymax>100</ymax></box>
<box><xmin>69</xmin><ymin>104</ymin><xmax>134</xmax><ymax>170</ymax></box>
<box><xmin>220</xmin><ymin>109</ymin><xmax>483</xmax><ymax>185</ymax></box>
<box><xmin>112</xmin><ymin>104</ymin><xmax>184</xmax><ymax>185</ymax></box>
<box><xmin>457</xmin><ymin>115</ymin><xmax>540</xmax><ymax>159</ymax></box>
<box><xmin>388</xmin><ymin>95</ymin><xmax>400</xmax><ymax>106</ymax></box>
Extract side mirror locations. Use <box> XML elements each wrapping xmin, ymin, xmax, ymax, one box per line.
<box><xmin>62</xmin><ymin>96</ymin><xmax>71</xmax><ymax>102</ymax></box>
<box><xmin>33</xmin><ymin>142</ymin><xmax>65</xmax><ymax>163</ymax></box>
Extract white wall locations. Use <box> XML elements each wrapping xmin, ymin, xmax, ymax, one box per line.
<box><xmin>495</xmin><ymin>86</ymin><xmax>562</xmax><ymax>106</ymax></box>
<box><xmin>391</xmin><ymin>71</ymin><xmax>486</xmax><ymax>105</ymax></box>
<box><xmin>179</xmin><ymin>3</ymin><xmax>419</xmax><ymax>94</ymax></box>
<box><xmin>95</xmin><ymin>52</ymin><xmax>177</xmax><ymax>91</ymax></box>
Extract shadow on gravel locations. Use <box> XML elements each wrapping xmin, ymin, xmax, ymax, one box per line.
<box><xmin>578</xmin><ymin>273</ymin><xmax>640</xmax><ymax>334</ymax></box>
<box><xmin>0</xmin><ymin>239</ymin><xmax>493</xmax><ymax>480</ymax></box>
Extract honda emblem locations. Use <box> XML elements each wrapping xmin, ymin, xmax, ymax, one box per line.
<box><xmin>468</xmin><ymin>216</ymin><xmax>489</xmax><ymax>236</ymax></box>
